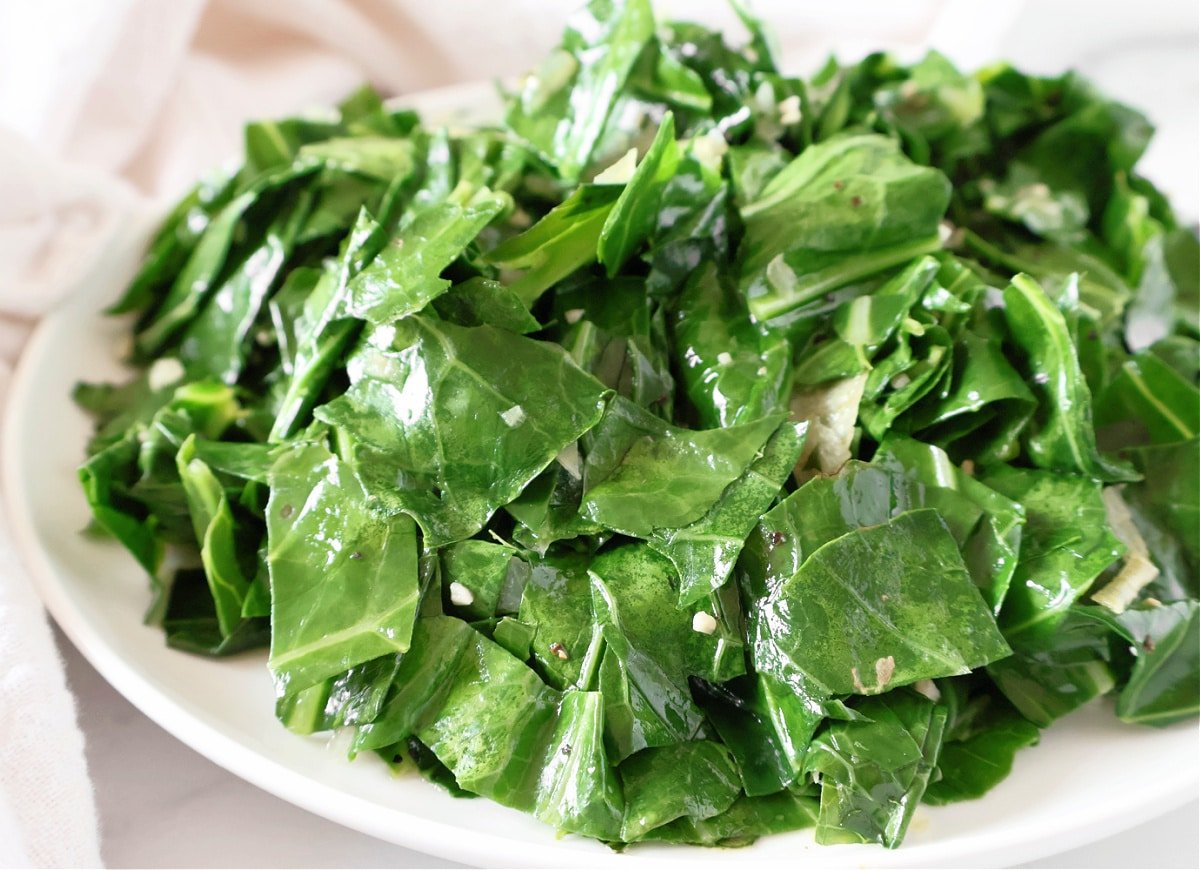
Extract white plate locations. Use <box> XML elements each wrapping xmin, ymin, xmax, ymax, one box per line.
<box><xmin>4</xmin><ymin>81</ymin><xmax>1198</xmax><ymax>869</ymax></box>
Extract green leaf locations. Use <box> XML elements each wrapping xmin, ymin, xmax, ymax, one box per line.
<box><xmin>317</xmin><ymin>317</ymin><xmax>609</xmax><ymax>545</ymax></box>
<box><xmin>1122</xmin><ymin>438</ymin><xmax>1200</xmax><ymax>577</ymax></box>
<box><xmin>518</xmin><ymin>557</ymin><xmax>598</xmax><ymax>690</ymax></box>
<box><xmin>175</xmin><ymin>435</ymin><xmax>254</xmax><ymax>637</ymax></box>
<box><xmin>431</xmin><ymin>277</ymin><xmax>541</xmax><ymax>334</ymax></box>
<box><xmin>78</xmin><ymin>435</ymin><xmax>162</xmax><ymax>577</ymax></box>
<box><xmin>832</xmin><ymin>255</ymin><xmax>942</xmax><ymax>349</ymax></box>
<box><xmin>645</xmin><ymin>152</ymin><xmax>730</xmax><ymax>297</ymax></box>
<box><xmin>135</xmin><ymin>161</ymin><xmax>319</xmax><ymax>356</ymax></box>
<box><xmin>353</xmin><ymin>616</ymin><xmax>479</xmax><ymax>753</ymax></box>
<box><xmin>983</xmin><ymin>163</ymin><xmax>1089</xmax><ymax>243</ymax></box>
<box><xmin>987</xmin><ymin>610</ymin><xmax>1116</xmax><ymax>726</ymax></box>
<box><xmin>589</xmin><ymin>544</ymin><xmax>743</xmax><ymax>760</ymax></box>
<box><xmin>873</xmin><ymin>51</ymin><xmax>985</xmax><ymax>149</ymax></box>
<box><xmin>648</xmin><ymin>420</ymin><xmax>807</xmax><ymax>606</ymax></box>
<box><xmin>874</xmin><ymin>436</ymin><xmax>1026</xmax><ymax>613</ymax></box>
<box><xmin>754</xmin><ymin>510</ymin><xmax>1010</xmax><ymax>697</ymax></box>
<box><xmin>160</xmin><ymin>567</ymin><xmax>270</xmax><ymax>656</ymax></box>
<box><xmin>1078</xmin><ymin>602</ymin><xmax>1200</xmax><ymax>727</ymax></box>
<box><xmin>1001</xmin><ymin>273</ymin><xmax>1136</xmax><ymax>482</ymax></box>
<box><xmin>981</xmin><ymin>465</ymin><xmax>1124</xmax><ymax>644</ymax></box>
<box><xmin>485</xmin><ymin>184</ymin><xmax>621</xmax><ymax>306</ymax></box>
<box><xmin>506</xmin><ymin>0</ymin><xmax>656</xmax><ymax>180</ymax></box>
<box><xmin>492</xmin><ymin>617</ymin><xmax>536</xmax><ymax>660</ymax></box>
<box><xmin>644</xmin><ymin>789</ymin><xmax>819</xmax><ymax>847</ymax></box>
<box><xmin>346</xmin><ymin>188</ymin><xmax>507</xmax><ymax>324</ymax></box>
<box><xmin>396</xmin><ymin>737</ymin><xmax>475</xmax><ymax>798</ymax></box>
<box><xmin>671</xmin><ymin>262</ymin><xmax>792</xmax><ymax>429</ymax></box>
<box><xmin>243</xmin><ymin>117</ymin><xmax>341</xmax><ymax>176</ymax></box>
<box><xmin>357</xmin><ymin>615</ymin><xmax>627</xmax><ymax>840</ymax></box>
<box><xmin>415</xmin><ymin>621</ymin><xmax>561</xmax><ymax>809</ymax></box>
<box><xmin>904</xmin><ymin>330</ymin><xmax>1035</xmax><ymax>442</ymax></box>
<box><xmin>534</xmin><ymin>689</ymin><xmax>625</xmax><ymax>839</ymax></box>
<box><xmin>618</xmin><ymin>741</ymin><xmax>741</xmax><ymax>840</ymax></box>
<box><xmin>297</xmin><ymin>137</ymin><xmax>416</xmax><ymax>182</ymax></box>
<box><xmin>807</xmin><ymin>691</ymin><xmax>947</xmax><ymax>847</ymax></box>
<box><xmin>597</xmin><ymin>113</ymin><xmax>680</xmax><ymax>274</ymax></box>
<box><xmin>179</xmin><ymin>187</ymin><xmax>313</xmax><ymax>383</ymax></box>
<box><xmin>581</xmin><ymin>398</ymin><xmax>782</xmax><ymax>536</ymax></box>
<box><xmin>276</xmin><ymin>654</ymin><xmax>400</xmax><ymax>735</ymax></box>
<box><xmin>692</xmin><ymin>672</ymin><xmax>826</xmax><ymax>797</ymax></box>
<box><xmin>269</xmin><ymin>208</ymin><xmax>389</xmax><ymax>441</ymax></box>
<box><xmin>266</xmin><ymin>442</ymin><xmax>420</xmax><ymax>694</ymax></box>
<box><xmin>738</xmin><ymin>133</ymin><xmax>951</xmax><ymax>321</ymax></box>
<box><xmin>439</xmin><ymin>540</ymin><xmax>520</xmax><ymax>620</ymax></box>
<box><xmin>505</xmin><ymin>463</ymin><xmax>602</xmax><ymax>554</ymax></box>
<box><xmin>557</xmin><ymin>277</ymin><xmax>675</xmax><ymax>419</ymax></box>
<box><xmin>1097</xmin><ymin>351</ymin><xmax>1200</xmax><ymax>444</ymax></box>
<box><xmin>184</xmin><ymin>439</ymin><xmax>274</xmax><ymax>485</ymax></box>
<box><xmin>923</xmin><ymin>695</ymin><xmax>1039</xmax><ymax>805</ymax></box>
<box><xmin>743</xmin><ymin>457</ymin><xmax>995</xmax><ymax>602</ymax></box>
<box><xmin>108</xmin><ymin>169</ymin><xmax>237</xmax><ymax>316</ymax></box>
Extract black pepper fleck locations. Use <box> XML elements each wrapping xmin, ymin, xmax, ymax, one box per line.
<box><xmin>350</xmin><ymin>551</ymin><xmax>364</xmax><ymax>560</ymax></box>
<box><xmin>280</xmin><ymin>504</ymin><xmax>294</xmax><ymax>519</ymax></box>
<box><xmin>850</xmin><ymin>195</ymin><xmax>863</xmax><ymax>207</ymax></box>
<box><xmin>561</xmin><ymin>744</ymin><xmax>572</xmax><ymax>756</ymax></box>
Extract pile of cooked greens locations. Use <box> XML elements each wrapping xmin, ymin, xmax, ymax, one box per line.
<box><xmin>76</xmin><ymin>0</ymin><xmax>1198</xmax><ymax>850</ymax></box>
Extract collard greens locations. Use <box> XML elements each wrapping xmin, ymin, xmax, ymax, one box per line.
<box><xmin>76</xmin><ymin>0</ymin><xmax>1198</xmax><ymax>851</ymax></box>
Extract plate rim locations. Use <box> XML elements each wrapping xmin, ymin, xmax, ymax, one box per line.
<box><xmin>4</xmin><ymin>78</ymin><xmax>1198</xmax><ymax>870</ymax></box>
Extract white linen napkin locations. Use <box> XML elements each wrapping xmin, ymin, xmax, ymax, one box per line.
<box><xmin>0</xmin><ymin>0</ymin><xmax>1192</xmax><ymax>866</ymax></box>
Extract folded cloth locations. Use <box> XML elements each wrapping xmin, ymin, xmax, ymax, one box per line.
<box><xmin>3</xmin><ymin>0</ymin><xmax>1192</xmax><ymax>866</ymax></box>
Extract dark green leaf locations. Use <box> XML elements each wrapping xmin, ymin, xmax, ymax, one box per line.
<box><xmin>597</xmin><ymin>112</ymin><xmax>680</xmax><ymax>274</ymax></box>
<box><xmin>1001</xmin><ymin>273</ymin><xmax>1136</xmax><ymax>481</ymax></box>
<box><xmin>754</xmin><ymin>510</ymin><xmax>1010</xmax><ymax>697</ymax></box>
<box><xmin>807</xmin><ymin>691</ymin><xmax>947</xmax><ymax>847</ymax></box>
<box><xmin>648</xmin><ymin>420</ymin><xmax>806</xmax><ymax>606</ymax></box>
<box><xmin>671</xmin><ymin>262</ymin><xmax>791</xmax><ymax>429</ymax></box>
<box><xmin>738</xmin><ymin>133</ymin><xmax>950</xmax><ymax>321</ymax></box>
<box><xmin>266</xmin><ymin>442</ymin><xmax>420</xmax><ymax>694</ymax></box>
<box><xmin>923</xmin><ymin>695</ymin><xmax>1039</xmax><ymax>805</ymax></box>
<box><xmin>346</xmin><ymin>188</ymin><xmax>507</xmax><ymax>324</ymax></box>
<box><xmin>1077</xmin><ymin>602</ymin><xmax>1200</xmax><ymax>727</ymax></box>
<box><xmin>981</xmin><ymin>464</ymin><xmax>1123</xmax><ymax>644</ymax></box>
<box><xmin>317</xmin><ymin>317</ymin><xmax>609</xmax><ymax>545</ymax></box>
<box><xmin>618</xmin><ymin>741</ymin><xmax>740</xmax><ymax>840</ymax></box>
<box><xmin>581</xmin><ymin>398</ymin><xmax>782</xmax><ymax>536</ymax></box>
<box><xmin>987</xmin><ymin>610</ymin><xmax>1116</xmax><ymax>726</ymax></box>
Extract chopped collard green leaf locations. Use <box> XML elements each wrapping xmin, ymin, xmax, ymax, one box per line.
<box><xmin>77</xmin><ymin>0</ymin><xmax>1198</xmax><ymax>852</ymax></box>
